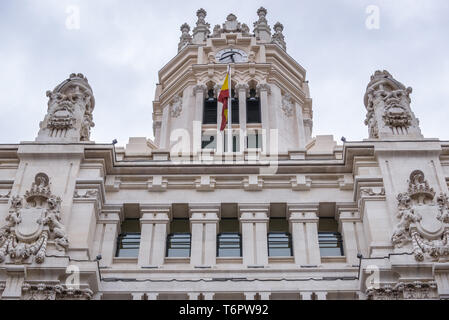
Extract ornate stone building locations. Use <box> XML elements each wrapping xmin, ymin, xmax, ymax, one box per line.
<box><xmin>0</xmin><ymin>8</ymin><xmax>448</xmax><ymax>300</ymax></box>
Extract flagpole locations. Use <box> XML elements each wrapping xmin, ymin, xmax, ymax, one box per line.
<box><xmin>227</xmin><ymin>64</ymin><xmax>232</xmax><ymax>154</ymax></box>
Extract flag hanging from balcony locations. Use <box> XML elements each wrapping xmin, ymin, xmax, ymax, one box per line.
<box><xmin>218</xmin><ymin>71</ymin><xmax>230</xmax><ymax>131</ymax></box>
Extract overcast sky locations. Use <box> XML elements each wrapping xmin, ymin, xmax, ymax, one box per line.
<box><xmin>0</xmin><ymin>0</ymin><xmax>448</xmax><ymax>146</ymax></box>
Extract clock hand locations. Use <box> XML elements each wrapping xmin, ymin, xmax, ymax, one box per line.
<box><xmin>219</xmin><ymin>53</ymin><xmax>236</xmax><ymax>61</ymax></box>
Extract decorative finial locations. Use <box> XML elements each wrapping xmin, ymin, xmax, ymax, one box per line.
<box><xmin>272</xmin><ymin>22</ymin><xmax>286</xmax><ymax>50</ymax></box>
<box><xmin>192</xmin><ymin>8</ymin><xmax>210</xmax><ymax>44</ymax></box>
<box><xmin>178</xmin><ymin>23</ymin><xmax>192</xmax><ymax>51</ymax></box>
<box><xmin>253</xmin><ymin>7</ymin><xmax>271</xmax><ymax>42</ymax></box>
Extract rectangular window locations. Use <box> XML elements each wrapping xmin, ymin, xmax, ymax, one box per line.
<box><xmin>231</xmin><ymin>97</ymin><xmax>239</xmax><ymax>124</ymax></box>
<box><xmin>223</xmin><ymin>133</ymin><xmax>240</xmax><ymax>152</ymax></box>
<box><xmin>268</xmin><ymin>218</ymin><xmax>292</xmax><ymax>257</ymax></box>
<box><xmin>201</xmin><ymin>132</ymin><xmax>217</xmax><ymax>150</ymax></box>
<box><xmin>246</xmin><ymin>97</ymin><xmax>261</xmax><ymax>123</ymax></box>
<box><xmin>115</xmin><ymin>219</ymin><xmax>141</xmax><ymax>258</ymax></box>
<box><xmin>247</xmin><ymin>132</ymin><xmax>261</xmax><ymax>149</ymax></box>
<box><xmin>318</xmin><ymin>218</ymin><xmax>344</xmax><ymax>256</ymax></box>
<box><xmin>203</xmin><ymin>99</ymin><xmax>217</xmax><ymax>124</ymax></box>
<box><xmin>166</xmin><ymin>219</ymin><xmax>191</xmax><ymax>258</ymax></box>
<box><xmin>217</xmin><ymin>219</ymin><xmax>241</xmax><ymax>257</ymax></box>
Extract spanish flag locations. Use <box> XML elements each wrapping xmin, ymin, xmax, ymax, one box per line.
<box><xmin>218</xmin><ymin>72</ymin><xmax>230</xmax><ymax>131</ymax></box>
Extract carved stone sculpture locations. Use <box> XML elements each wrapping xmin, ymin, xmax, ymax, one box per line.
<box><xmin>21</xmin><ymin>282</ymin><xmax>93</xmax><ymax>300</ymax></box>
<box><xmin>364</xmin><ymin>70</ymin><xmax>422</xmax><ymax>139</ymax></box>
<box><xmin>281</xmin><ymin>93</ymin><xmax>294</xmax><ymax>117</ymax></box>
<box><xmin>170</xmin><ymin>95</ymin><xmax>183</xmax><ymax>118</ymax></box>
<box><xmin>36</xmin><ymin>73</ymin><xmax>95</xmax><ymax>142</ymax></box>
<box><xmin>367</xmin><ymin>281</ymin><xmax>438</xmax><ymax>300</ymax></box>
<box><xmin>178</xmin><ymin>23</ymin><xmax>192</xmax><ymax>52</ymax></box>
<box><xmin>0</xmin><ymin>173</ymin><xmax>68</xmax><ymax>264</ymax></box>
<box><xmin>391</xmin><ymin>170</ymin><xmax>449</xmax><ymax>261</ymax></box>
<box><xmin>272</xmin><ymin>22</ymin><xmax>286</xmax><ymax>50</ymax></box>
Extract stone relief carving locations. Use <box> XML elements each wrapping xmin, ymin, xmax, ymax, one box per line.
<box><xmin>210</xmin><ymin>13</ymin><xmax>252</xmax><ymax>36</ymax></box>
<box><xmin>37</xmin><ymin>73</ymin><xmax>95</xmax><ymax>142</ymax></box>
<box><xmin>391</xmin><ymin>170</ymin><xmax>449</xmax><ymax>261</ymax></box>
<box><xmin>360</xmin><ymin>187</ymin><xmax>385</xmax><ymax>197</ymax></box>
<box><xmin>0</xmin><ymin>191</ymin><xmax>10</xmax><ymax>199</ymax></box>
<box><xmin>281</xmin><ymin>93</ymin><xmax>294</xmax><ymax>117</ymax></box>
<box><xmin>73</xmin><ymin>189</ymin><xmax>98</xmax><ymax>199</ymax></box>
<box><xmin>364</xmin><ymin>70</ymin><xmax>421</xmax><ymax>139</ymax></box>
<box><xmin>0</xmin><ymin>173</ymin><xmax>68</xmax><ymax>264</ymax></box>
<box><xmin>366</xmin><ymin>281</ymin><xmax>438</xmax><ymax>300</ymax></box>
<box><xmin>169</xmin><ymin>95</ymin><xmax>183</xmax><ymax>118</ymax></box>
<box><xmin>21</xmin><ymin>283</ymin><xmax>93</xmax><ymax>300</ymax></box>
<box><xmin>272</xmin><ymin>22</ymin><xmax>286</xmax><ymax>50</ymax></box>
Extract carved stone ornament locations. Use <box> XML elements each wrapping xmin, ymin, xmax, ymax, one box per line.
<box><xmin>170</xmin><ymin>95</ymin><xmax>183</xmax><ymax>118</ymax></box>
<box><xmin>211</xmin><ymin>13</ymin><xmax>252</xmax><ymax>36</ymax></box>
<box><xmin>281</xmin><ymin>93</ymin><xmax>294</xmax><ymax>117</ymax></box>
<box><xmin>21</xmin><ymin>283</ymin><xmax>93</xmax><ymax>300</ymax></box>
<box><xmin>271</xmin><ymin>22</ymin><xmax>286</xmax><ymax>50</ymax></box>
<box><xmin>391</xmin><ymin>170</ymin><xmax>449</xmax><ymax>261</ymax></box>
<box><xmin>366</xmin><ymin>281</ymin><xmax>438</xmax><ymax>300</ymax></box>
<box><xmin>178</xmin><ymin>23</ymin><xmax>192</xmax><ymax>52</ymax></box>
<box><xmin>38</xmin><ymin>73</ymin><xmax>95</xmax><ymax>142</ymax></box>
<box><xmin>364</xmin><ymin>70</ymin><xmax>421</xmax><ymax>139</ymax></box>
<box><xmin>0</xmin><ymin>173</ymin><xmax>68</xmax><ymax>264</ymax></box>
<box><xmin>360</xmin><ymin>187</ymin><xmax>385</xmax><ymax>197</ymax></box>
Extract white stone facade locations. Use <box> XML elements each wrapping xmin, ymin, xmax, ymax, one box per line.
<box><xmin>0</xmin><ymin>8</ymin><xmax>448</xmax><ymax>300</ymax></box>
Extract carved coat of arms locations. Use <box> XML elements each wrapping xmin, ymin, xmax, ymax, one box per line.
<box><xmin>0</xmin><ymin>173</ymin><xmax>68</xmax><ymax>264</ymax></box>
<box><xmin>392</xmin><ymin>170</ymin><xmax>449</xmax><ymax>261</ymax></box>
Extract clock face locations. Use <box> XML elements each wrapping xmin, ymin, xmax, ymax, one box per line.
<box><xmin>216</xmin><ymin>49</ymin><xmax>248</xmax><ymax>64</ymax></box>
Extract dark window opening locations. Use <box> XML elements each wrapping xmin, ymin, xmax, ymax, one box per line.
<box><xmin>116</xmin><ymin>219</ymin><xmax>141</xmax><ymax>258</ymax></box>
<box><xmin>247</xmin><ymin>88</ymin><xmax>261</xmax><ymax>123</ymax></box>
<box><xmin>318</xmin><ymin>218</ymin><xmax>344</xmax><ymax>256</ymax></box>
<box><xmin>268</xmin><ymin>218</ymin><xmax>292</xmax><ymax>257</ymax></box>
<box><xmin>217</xmin><ymin>218</ymin><xmax>241</xmax><ymax>257</ymax></box>
<box><xmin>203</xmin><ymin>89</ymin><xmax>217</xmax><ymax>124</ymax></box>
<box><xmin>231</xmin><ymin>89</ymin><xmax>239</xmax><ymax>124</ymax></box>
<box><xmin>224</xmin><ymin>134</ymin><xmax>240</xmax><ymax>152</ymax></box>
<box><xmin>201</xmin><ymin>133</ymin><xmax>216</xmax><ymax>149</ymax></box>
<box><xmin>166</xmin><ymin>219</ymin><xmax>191</xmax><ymax>257</ymax></box>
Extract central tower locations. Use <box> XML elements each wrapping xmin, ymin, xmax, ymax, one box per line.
<box><xmin>152</xmin><ymin>8</ymin><xmax>313</xmax><ymax>155</ymax></box>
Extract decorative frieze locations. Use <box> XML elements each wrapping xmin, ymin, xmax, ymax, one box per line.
<box><xmin>366</xmin><ymin>281</ymin><xmax>438</xmax><ymax>300</ymax></box>
<box><xmin>21</xmin><ymin>283</ymin><xmax>93</xmax><ymax>300</ymax></box>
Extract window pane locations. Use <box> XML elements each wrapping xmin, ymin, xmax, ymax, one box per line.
<box><xmin>217</xmin><ymin>233</ymin><xmax>241</xmax><ymax>257</ymax></box>
<box><xmin>223</xmin><ymin>134</ymin><xmax>240</xmax><ymax>152</ymax></box>
<box><xmin>268</xmin><ymin>232</ymin><xmax>292</xmax><ymax>257</ymax></box>
<box><xmin>116</xmin><ymin>219</ymin><xmax>141</xmax><ymax>257</ymax></box>
<box><xmin>247</xmin><ymin>133</ymin><xmax>261</xmax><ymax>149</ymax></box>
<box><xmin>203</xmin><ymin>99</ymin><xmax>217</xmax><ymax>124</ymax></box>
<box><xmin>247</xmin><ymin>98</ymin><xmax>261</xmax><ymax>123</ymax></box>
<box><xmin>318</xmin><ymin>232</ymin><xmax>344</xmax><ymax>256</ymax></box>
<box><xmin>167</xmin><ymin>233</ymin><xmax>191</xmax><ymax>257</ymax></box>
<box><xmin>202</xmin><ymin>134</ymin><xmax>216</xmax><ymax>150</ymax></box>
<box><xmin>231</xmin><ymin>98</ymin><xmax>239</xmax><ymax>124</ymax></box>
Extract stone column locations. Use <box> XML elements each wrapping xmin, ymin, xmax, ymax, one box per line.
<box><xmin>188</xmin><ymin>293</ymin><xmax>201</xmax><ymax>300</ymax></box>
<box><xmin>132</xmin><ymin>292</ymin><xmax>145</xmax><ymax>300</ymax></box>
<box><xmin>203</xmin><ymin>292</ymin><xmax>215</xmax><ymax>300</ymax></box>
<box><xmin>193</xmin><ymin>85</ymin><xmax>207</xmax><ymax>154</ymax></box>
<box><xmin>244</xmin><ymin>292</ymin><xmax>257</xmax><ymax>300</ymax></box>
<box><xmin>257</xmin><ymin>84</ymin><xmax>271</xmax><ymax>152</ymax></box>
<box><xmin>295</xmin><ymin>102</ymin><xmax>306</xmax><ymax>149</ymax></box>
<box><xmin>189</xmin><ymin>204</ymin><xmax>220</xmax><ymax>267</ymax></box>
<box><xmin>147</xmin><ymin>293</ymin><xmax>159</xmax><ymax>300</ymax></box>
<box><xmin>236</xmin><ymin>84</ymin><xmax>248</xmax><ymax>133</ymax></box>
<box><xmin>338</xmin><ymin>209</ymin><xmax>361</xmax><ymax>266</ymax></box>
<box><xmin>315</xmin><ymin>292</ymin><xmax>328</xmax><ymax>300</ymax></box>
<box><xmin>259</xmin><ymin>292</ymin><xmax>271</xmax><ymax>300</ymax></box>
<box><xmin>288</xmin><ymin>205</ymin><xmax>320</xmax><ymax>266</ymax></box>
<box><xmin>98</xmin><ymin>206</ymin><xmax>122</xmax><ymax>267</ymax></box>
<box><xmin>138</xmin><ymin>205</ymin><xmax>171</xmax><ymax>267</ymax></box>
<box><xmin>239</xmin><ymin>204</ymin><xmax>270</xmax><ymax>266</ymax></box>
<box><xmin>301</xmin><ymin>292</ymin><xmax>313</xmax><ymax>300</ymax></box>
<box><xmin>159</xmin><ymin>105</ymin><xmax>170</xmax><ymax>149</ymax></box>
